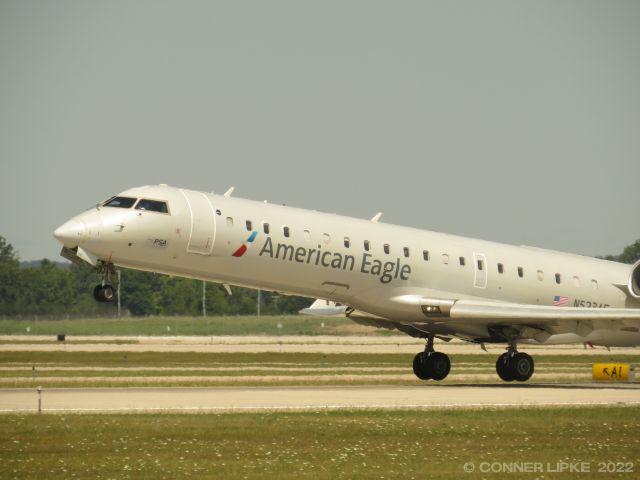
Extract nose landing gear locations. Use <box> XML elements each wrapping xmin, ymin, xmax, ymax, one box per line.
<box><xmin>94</xmin><ymin>284</ymin><xmax>115</xmax><ymax>302</ymax></box>
<box><xmin>94</xmin><ymin>262</ymin><xmax>118</xmax><ymax>303</ymax></box>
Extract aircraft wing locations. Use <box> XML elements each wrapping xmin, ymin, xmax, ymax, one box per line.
<box><xmin>340</xmin><ymin>295</ymin><xmax>640</xmax><ymax>343</ymax></box>
<box><xmin>404</xmin><ymin>298</ymin><xmax>640</xmax><ymax>323</ymax></box>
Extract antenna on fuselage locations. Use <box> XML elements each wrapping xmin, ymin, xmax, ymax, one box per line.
<box><xmin>370</xmin><ymin>212</ymin><xmax>382</xmax><ymax>223</ymax></box>
<box><xmin>223</xmin><ymin>187</ymin><xmax>235</xmax><ymax>198</ymax></box>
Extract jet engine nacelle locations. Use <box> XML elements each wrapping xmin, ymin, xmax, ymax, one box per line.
<box><xmin>628</xmin><ymin>260</ymin><xmax>640</xmax><ymax>299</ymax></box>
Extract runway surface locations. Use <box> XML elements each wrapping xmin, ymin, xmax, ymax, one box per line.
<box><xmin>2</xmin><ymin>335</ymin><xmax>637</xmax><ymax>354</ymax></box>
<box><xmin>2</xmin><ymin>384</ymin><xmax>639</xmax><ymax>413</ymax></box>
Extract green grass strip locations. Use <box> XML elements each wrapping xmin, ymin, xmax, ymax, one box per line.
<box><xmin>1</xmin><ymin>407</ymin><xmax>639</xmax><ymax>479</ymax></box>
<box><xmin>0</xmin><ymin>315</ymin><xmax>392</xmax><ymax>336</ymax></box>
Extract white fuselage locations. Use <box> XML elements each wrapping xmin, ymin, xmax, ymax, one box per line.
<box><xmin>54</xmin><ymin>184</ymin><xmax>640</xmax><ymax>346</ymax></box>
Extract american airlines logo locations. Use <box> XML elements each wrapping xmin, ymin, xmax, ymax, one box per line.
<box><xmin>232</xmin><ymin>231</ymin><xmax>258</xmax><ymax>257</ymax></box>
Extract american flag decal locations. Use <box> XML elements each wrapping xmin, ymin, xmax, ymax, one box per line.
<box><xmin>553</xmin><ymin>295</ymin><xmax>570</xmax><ymax>307</ymax></box>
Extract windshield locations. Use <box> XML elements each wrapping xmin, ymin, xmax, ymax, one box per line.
<box><xmin>103</xmin><ymin>196</ymin><xmax>137</xmax><ymax>208</ymax></box>
<box><xmin>135</xmin><ymin>199</ymin><xmax>169</xmax><ymax>214</ymax></box>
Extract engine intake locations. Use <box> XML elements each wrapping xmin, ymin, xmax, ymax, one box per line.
<box><xmin>629</xmin><ymin>260</ymin><xmax>640</xmax><ymax>299</ymax></box>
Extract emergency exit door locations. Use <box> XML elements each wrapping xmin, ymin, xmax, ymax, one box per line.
<box><xmin>473</xmin><ymin>252</ymin><xmax>487</xmax><ymax>288</ymax></box>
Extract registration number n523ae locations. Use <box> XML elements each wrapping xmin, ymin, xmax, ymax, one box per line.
<box><xmin>573</xmin><ymin>299</ymin><xmax>609</xmax><ymax>308</ymax></box>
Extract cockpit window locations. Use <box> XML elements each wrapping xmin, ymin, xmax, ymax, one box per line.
<box><xmin>135</xmin><ymin>199</ymin><xmax>169</xmax><ymax>214</ymax></box>
<box><xmin>103</xmin><ymin>196</ymin><xmax>137</xmax><ymax>208</ymax></box>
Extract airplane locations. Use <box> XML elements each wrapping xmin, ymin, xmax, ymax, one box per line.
<box><xmin>53</xmin><ymin>184</ymin><xmax>640</xmax><ymax>382</ymax></box>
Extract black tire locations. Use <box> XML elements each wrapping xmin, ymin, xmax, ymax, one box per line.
<box><xmin>100</xmin><ymin>284</ymin><xmax>115</xmax><ymax>302</ymax></box>
<box><xmin>428</xmin><ymin>352</ymin><xmax>451</xmax><ymax>381</ymax></box>
<box><xmin>94</xmin><ymin>284</ymin><xmax>116</xmax><ymax>303</ymax></box>
<box><xmin>496</xmin><ymin>353</ymin><xmax>515</xmax><ymax>381</ymax></box>
<box><xmin>413</xmin><ymin>353</ymin><xmax>431</xmax><ymax>380</ymax></box>
<box><xmin>511</xmin><ymin>352</ymin><xmax>534</xmax><ymax>382</ymax></box>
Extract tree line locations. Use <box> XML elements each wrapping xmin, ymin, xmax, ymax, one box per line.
<box><xmin>0</xmin><ymin>236</ymin><xmax>308</xmax><ymax>317</ymax></box>
<box><xmin>0</xmin><ymin>235</ymin><xmax>638</xmax><ymax>317</ymax></box>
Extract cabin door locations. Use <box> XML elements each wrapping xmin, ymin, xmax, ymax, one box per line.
<box><xmin>180</xmin><ymin>189</ymin><xmax>216</xmax><ymax>255</ymax></box>
<box><xmin>473</xmin><ymin>252</ymin><xmax>487</xmax><ymax>289</ymax></box>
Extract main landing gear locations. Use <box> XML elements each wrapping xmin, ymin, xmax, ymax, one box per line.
<box><xmin>94</xmin><ymin>262</ymin><xmax>118</xmax><ymax>303</ymax></box>
<box><xmin>495</xmin><ymin>343</ymin><xmax>535</xmax><ymax>382</ymax></box>
<box><xmin>411</xmin><ymin>338</ymin><xmax>535</xmax><ymax>382</ymax></box>
<box><xmin>412</xmin><ymin>336</ymin><xmax>451</xmax><ymax>381</ymax></box>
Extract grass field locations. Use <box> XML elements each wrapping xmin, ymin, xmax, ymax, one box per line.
<box><xmin>2</xmin><ymin>351</ymin><xmax>638</xmax><ymax>388</ymax></box>
<box><xmin>1</xmin><ymin>407</ymin><xmax>639</xmax><ymax>479</ymax></box>
<box><xmin>0</xmin><ymin>315</ymin><xmax>384</xmax><ymax>336</ymax></box>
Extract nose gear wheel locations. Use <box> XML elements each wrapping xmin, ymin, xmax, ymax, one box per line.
<box><xmin>93</xmin><ymin>261</ymin><xmax>118</xmax><ymax>303</ymax></box>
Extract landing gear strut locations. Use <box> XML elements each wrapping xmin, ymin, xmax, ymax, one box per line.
<box><xmin>495</xmin><ymin>343</ymin><xmax>534</xmax><ymax>382</ymax></box>
<box><xmin>412</xmin><ymin>336</ymin><xmax>451</xmax><ymax>381</ymax></box>
<box><xmin>94</xmin><ymin>262</ymin><xmax>118</xmax><ymax>303</ymax></box>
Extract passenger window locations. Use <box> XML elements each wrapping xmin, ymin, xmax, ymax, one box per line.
<box><xmin>323</xmin><ymin>233</ymin><xmax>331</xmax><ymax>244</ymax></box>
<box><xmin>517</xmin><ymin>267</ymin><xmax>524</xmax><ymax>278</ymax></box>
<box><xmin>477</xmin><ymin>259</ymin><xmax>484</xmax><ymax>271</ymax></box>
<box><xmin>383</xmin><ymin>244</ymin><xmax>390</xmax><ymax>254</ymax></box>
<box><xmin>263</xmin><ymin>223</ymin><xmax>270</xmax><ymax>234</ymax></box>
<box><xmin>344</xmin><ymin>237</ymin><xmax>350</xmax><ymax>248</ymax></box>
<box><xmin>591</xmin><ymin>279</ymin><xmax>598</xmax><ymax>290</ymax></box>
<box><xmin>364</xmin><ymin>240</ymin><xmax>370</xmax><ymax>251</ymax></box>
<box><xmin>283</xmin><ymin>226</ymin><xmax>290</xmax><ymax>238</ymax></box>
<box><xmin>104</xmin><ymin>196</ymin><xmax>137</xmax><ymax>209</ymax></box>
<box><xmin>423</xmin><ymin>250</ymin><xmax>429</xmax><ymax>261</ymax></box>
<box><xmin>246</xmin><ymin>220</ymin><xmax>252</xmax><ymax>231</ymax></box>
<box><xmin>573</xmin><ymin>275</ymin><xmax>580</xmax><ymax>287</ymax></box>
<box><xmin>304</xmin><ymin>230</ymin><xmax>311</xmax><ymax>242</ymax></box>
<box><xmin>537</xmin><ymin>270</ymin><xmax>544</xmax><ymax>281</ymax></box>
<box><xmin>403</xmin><ymin>247</ymin><xmax>410</xmax><ymax>258</ymax></box>
<box><xmin>459</xmin><ymin>257</ymin><xmax>465</xmax><ymax>266</ymax></box>
<box><xmin>135</xmin><ymin>199</ymin><xmax>169</xmax><ymax>213</ymax></box>
<box><xmin>442</xmin><ymin>254</ymin><xmax>450</xmax><ymax>264</ymax></box>
<box><xmin>226</xmin><ymin>217</ymin><xmax>234</xmax><ymax>228</ymax></box>
<box><xmin>497</xmin><ymin>263</ymin><xmax>504</xmax><ymax>274</ymax></box>
<box><xmin>555</xmin><ymin>273</ymin><xmax>562</xmax><ymax>284</ymax></box>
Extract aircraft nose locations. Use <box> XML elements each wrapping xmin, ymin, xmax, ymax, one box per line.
<box><xmin>53</xmin><ymin>219</ymin><xmax>86</xmax><ymax>247</ymax></box>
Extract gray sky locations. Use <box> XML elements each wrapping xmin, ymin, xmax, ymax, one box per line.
<box><xmin>1</xmin><ymin>1</ymin><xmax>639</xmax><ymax>261</ymax></box>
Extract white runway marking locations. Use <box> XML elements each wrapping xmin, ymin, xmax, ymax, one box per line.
<box><xmin>1</xmin><ymin>384</ymin><xmax>638</xmax><ymax>413</ymax></box>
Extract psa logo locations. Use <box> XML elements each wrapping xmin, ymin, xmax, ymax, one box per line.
<box><xmin>232</xmin><ymin>231</ymin><xmax>258</xmax><ymax>257</ymax></box>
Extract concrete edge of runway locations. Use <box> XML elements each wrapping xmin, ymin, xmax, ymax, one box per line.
<box><xmin>3</xmin><ymin>402</ymin><xmax>640</xmax><ymax>415</ymax></box>
<box><xmin>2</xmin><ymin>384</ymin><xmax>638</xmax><ymax>414</ymax></box>
<box><xmin>4</xmin><ymin>402</ymin><xmax>640</xmax><ymax>415</ymax></box>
